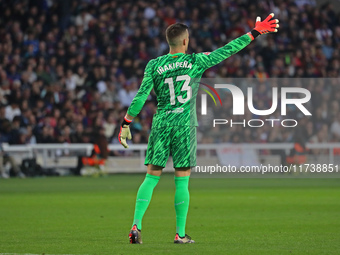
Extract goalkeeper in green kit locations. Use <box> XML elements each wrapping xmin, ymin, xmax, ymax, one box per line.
<box><xmin>118</xmin><ymin>13</ymin><xmax>279</xmax><ymax>244</ymax></box>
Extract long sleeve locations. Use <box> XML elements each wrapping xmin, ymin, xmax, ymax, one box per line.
<box><xmin>195</xmin><ymin>34</ymin><xmax>252</xmax><ymax>70</ymax></box>
<box><xmin>127</xmin><ymin>60</ymin><xmax>155</xmax><ymax>117</ymax></box>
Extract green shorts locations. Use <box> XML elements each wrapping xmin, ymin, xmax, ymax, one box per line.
<box><xmin>145</xmin><ymin>126</ymin><xmax>197</xmax><ymax>168</ymax></box>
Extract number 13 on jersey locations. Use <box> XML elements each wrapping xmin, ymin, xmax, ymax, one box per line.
<box><xmin>164</xmin><ymin>75</ymin><xmax>192</xmax><ymax>105</ymax></box>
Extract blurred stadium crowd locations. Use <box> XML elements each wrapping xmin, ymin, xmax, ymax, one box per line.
<box><xmin>0</xmin><ymin>0</ymin><xmax>340</xmax><ymax>150</ymax></box>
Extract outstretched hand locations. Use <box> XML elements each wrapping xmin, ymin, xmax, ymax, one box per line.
<box><xmin>253</xmin><ymin>13</ymin><xmax>279</xmax><ymax>35</ymax></box>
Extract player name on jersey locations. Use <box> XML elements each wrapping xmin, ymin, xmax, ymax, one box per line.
<box><xmin>157</xmin><ymin>61</ymin><xmax>193</xmax><ymax>75</ymax></box>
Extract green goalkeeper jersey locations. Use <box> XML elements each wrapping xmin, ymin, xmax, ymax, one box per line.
<box><xmin>127</xmin><ymin>34</ymin><xmax>252</xmax><ymax>128</ymax></box>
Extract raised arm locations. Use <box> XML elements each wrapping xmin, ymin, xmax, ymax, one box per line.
<box><xmin>195</xmin><ymin>34</ymin><xmax>252</xmax><ymax>70</ymax></box>
<box><xmin>196</xmin><ymin>13</ymin><xmax>279</xmax><ymax>70</ymax></box>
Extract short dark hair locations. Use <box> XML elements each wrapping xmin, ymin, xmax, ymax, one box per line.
<box><xmin>166</xmin><ymin>23</ymin><xmax>188</xmax><ymax>46</ymax></box>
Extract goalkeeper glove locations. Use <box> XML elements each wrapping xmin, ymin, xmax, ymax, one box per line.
<box><xmin>118</xmin><ymin>117</ymin><xmax>132</xmax><ymax>148</ymax></box>
<box><xmin>247</xmin><ymin>13</ymin><xmax>279</xmax><ymax>40</ymax></box>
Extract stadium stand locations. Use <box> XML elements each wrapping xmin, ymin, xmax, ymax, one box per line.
<box><xmin>0</xmin><ymin>0</ymin><xmax>339</xmax><ymax>157</ymax></box>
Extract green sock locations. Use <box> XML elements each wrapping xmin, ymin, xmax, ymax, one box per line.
<box><xmin>132</xmin><ymin>174</ymin><xmax>160</xmax><ymax>230</ymax></box>
<box><xmin>174</xmin><ymin>176</ymin><xmax>190</xmax><ymax>237</ymax></box>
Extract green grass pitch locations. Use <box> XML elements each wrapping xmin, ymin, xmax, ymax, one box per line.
<box><xmin>0</xmin><ymin>174</ymin><xmax>339</xmax><ymax>255</ymax></box>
